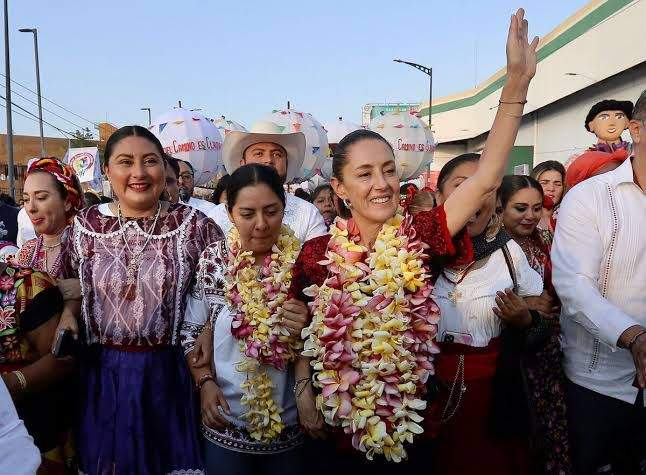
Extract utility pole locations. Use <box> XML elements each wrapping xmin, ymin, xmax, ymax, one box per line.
<box><xmin>3</xmin><ymin>0</ymin><xmax>14</xmax><ymax>198</ymax></box>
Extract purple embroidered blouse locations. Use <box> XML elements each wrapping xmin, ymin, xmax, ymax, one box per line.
<box><xmin>61</xmin><ymin>203</ymin><xmax>222</xmax><ymax>347</ymax></box>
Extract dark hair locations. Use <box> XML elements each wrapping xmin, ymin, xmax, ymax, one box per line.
<box><xmin>400</xmin><ymin>183</ymin><xmax>418</xmax><ymax>195</ymax></box>
<box><xmin>585</xmin><ymin>99</ymin><xmax>634</xmax><ymax>131</ymax></box>
<box><xmin>437</xmin><ymin>153</ymin><xmax>481</xmax><ymax>193</ymax></box>
<box><xmin>311</xmin><ymin>184</ymin><xmax>333</xmax><ymax>201</ymax></box>
<box><xmin>211</xmin><ymin>174</ymin><xmax>231</xmax><ymax>204</ymax></box>
<box><xmin>104</xmin><ymin>125</ymin><xmax>165</xmax><ymax>165</ymax></box>
<box><xmin>83</xmin><ymin>192</ymin><xmax>101</xmax><ymax>207</ymax></box>
<box><xmin>498</xmin><ymin>175</ymin><xmax>544</xmax><ymax>210</ymax></box>
<box><xmin>100</xmin><ymin>196</ymin><xmax>113</xmax><ymax>204</ymax></box>
<box><xmin>332</xmin><ymin>129</ymin><xmax>394</xmax><ymax>181</ymax></box>
<box><xmin>0</xmin><ymin>193</ymin><xmax>17</xmax><ymax>207</ymax></box>
<box><xmin>226</xmin><ymin>164</ymin><xmax>286</xmax><ymax>211</ymax></box>
<box><xmin>177</xmin><ymin>159</ymin><xmax>195</xmax><ymax>175</ymax></box>
<box><xmin>531</xmin><ymin>160</ymin><xmax>565</xmax><ymax>182</ymax></box>
<box><xmin>165</xmin><ymin>155</ymin><xmax>180</xmax><ymax>178</ymax></box>
<box><xmin>294</xmin><ymin>188</ymin><xmax>312</xmax><ymax>202</ymax></box>
<box><xmin>633</xmin><ymin>89</ymin><xmax>646</xmax><ymax>122</ymax></box>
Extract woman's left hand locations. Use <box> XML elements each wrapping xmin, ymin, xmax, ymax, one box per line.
<box><xmin>493</xmin><ymin>289</ymin><xmax>532</xmax><ymax>328</ymax></box>
<box><xmin>282</xmin><ymin>299</ymin><xmax>309</xmax><ymax>339</ymax></box>
<box><xmin>57</xmin><ymin>279</ymin><xmax>81</xmax><ymax>301</ymax></box>
<box><xmin>506</xmin><ymin>8</ymin><xmax>539</xmax><ymax>82</ymax></box>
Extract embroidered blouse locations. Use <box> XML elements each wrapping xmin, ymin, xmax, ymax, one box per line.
<box><xmin>433</xmin><ymin>240</ymin><xmax>543</xmax><ymax>347</ymax></box>
<box><xmin>15</xmin><ymin>229</ymin><xmax>71</xmax><ymax>280</ymax></box>
<box><xmin>0</xmin><ymin>264</ymin><xmax>62</xmax><ymax>366</ymax></box>
<box><xmin>61</xmin><ymin>203</ymin><xmax>222</xmax><ymax>347</ymax></box>
<box><xmin>180</xmin><ymin>240</ymin><xmax>304</xmax><ymax>454</ymax></box>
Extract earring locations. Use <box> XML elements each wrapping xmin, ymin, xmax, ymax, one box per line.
<box><xmin>343</xmin><ymin>199</ymin><xmax>352</xmax><ymax>209</ymax></box>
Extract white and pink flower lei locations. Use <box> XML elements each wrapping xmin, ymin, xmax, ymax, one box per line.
<box><xmin>226</xmin><ymin>225</ymin><xmax>302</xmax><ymax>442</ymax></box>
<box><xmin>302</xmin><ymin>211</ymin><xmax>440</xmax><ymax>462</ymax></box>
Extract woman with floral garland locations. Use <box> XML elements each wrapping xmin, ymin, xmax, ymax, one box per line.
<box><xmin>289</xmin><ymin>9</ymin><xmax>538</xmax><ymax>471</ymax></box>
<box><xmin>181</xmin><ymin>164</ymin><xmax>317</xmax><ymax>474</ymax></box>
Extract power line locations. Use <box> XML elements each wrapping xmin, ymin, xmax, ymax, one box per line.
<box><xmin>0</xmin><ymin>72</ymin><xmax>98</xmax><ymax>127</ymax></box>
<box><xmin>1</xmin><ymin>83</ymin><xmax>88</xmax><ymax>130</ymax></box>
<box><xmin>0</xmin><ymin>94</ymin><xmax>73</xmax><ymax>137</ymax></box>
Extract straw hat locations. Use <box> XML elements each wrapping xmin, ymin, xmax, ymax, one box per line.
<box><xmin>222</xmin><ymin>120</ymin><xmax>305</xmax><ymax>182</ymax></box>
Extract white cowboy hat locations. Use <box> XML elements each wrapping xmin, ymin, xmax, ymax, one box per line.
<box><xmin>222</xmin><ymin>120</ymin><xmax>306</xmax><ymax>182</ymax></box>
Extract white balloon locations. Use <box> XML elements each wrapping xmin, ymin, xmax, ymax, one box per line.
<box><xmin>321</xmin><ymin>117</ymin><xmax>363</xmax><ymax>179</ymax></box>
<box><xmin>323</xmin><ymin>117</ymin><xmax>363</xmax><ymax>144</ymax></box>
<box><xmin>150</xmin><ymin>108</ymin><xmax>224</xmax><ymax>186</ymax></box>
<box><xmin>262</xmin><ymin>109</ymin><xmax>329</xmax><ymax>182</ymax></box>
<box><xmin>369</xmin><ymin>111</ymin><xmax>435</xmax><ymax>181</ymax></box>
<box><xmin>211</xmin><ymin>116</ymin><xmax>247</xmax><ymax>138</ymax></box>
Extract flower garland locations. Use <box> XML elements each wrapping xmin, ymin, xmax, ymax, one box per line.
<box><xmin>226</xmin><ymin>225</ymin><xmax>302</xmax><ymax>443</ymax></box>
<box><xmin>302</xmin><ymin>211</ymin><xmax>439</xmax><ymax>462</ymax></box>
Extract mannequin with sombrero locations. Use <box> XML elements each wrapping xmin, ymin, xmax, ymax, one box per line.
<box><xmin>211</xmin><ymin>121</ymin><xmax>327</xmax><ymax>241</ymax></box>
<box><xmin>585</xmin><ymin>99</ymin><xmax>633</xmax><ymax>153</ymax></box>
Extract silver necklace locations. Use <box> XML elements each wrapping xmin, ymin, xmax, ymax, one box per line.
<box><xmin>117</xmin><ymin>203</ymin><xmax>162</xmax><ymax>300</ymax></box>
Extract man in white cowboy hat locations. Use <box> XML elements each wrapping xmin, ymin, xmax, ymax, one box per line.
<box><xmin>211</xmin><ymin>120</ymin><xmax>327</xmax><ymax>241</ymax></box>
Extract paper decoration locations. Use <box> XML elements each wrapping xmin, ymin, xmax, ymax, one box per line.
<box><xmin>261</xmin><ymin>109</ymin><xmax>329</xmax><ymax>182</ymax></box>
<box><xmin>369</xmin><ymin>111</ymin><xmax>435</xmax><ymax>181</ymax></box>
<box><xmin>151</xmin><ymin>108</ymin><xmax>224</xmax><ymax>186</ymax></box>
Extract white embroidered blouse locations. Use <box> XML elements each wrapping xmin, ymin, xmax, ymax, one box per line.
<box><xmin>180</xmin><ymin>240</ymin><xmax>303</xmax><ymax>454</ymax></box>
<box><xmin>433</xmin><ymin>240</ymin><xmax>543</xmax><ymax>347</ymax></box>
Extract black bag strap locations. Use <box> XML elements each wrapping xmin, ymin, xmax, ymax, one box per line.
<box><xmin>501</xmin><ymin>243</ymin><xmax>519</xmax><ymax>294</ymax></box>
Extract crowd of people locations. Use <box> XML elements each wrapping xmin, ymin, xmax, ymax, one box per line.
<box><xmin>0</xmin><ymin>9</ymin><xmax>644</xmax><ymax>475</ymax></box>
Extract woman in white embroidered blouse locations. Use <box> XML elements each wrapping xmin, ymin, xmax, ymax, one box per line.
<box><xmin>181</xmin><ymin>164</ymin><xmax>318</xmax><ymax>475</ymax></box>
<box><xmin>412</xmin><ymin>154</ymin><xmax>543</xmax><ymax>474</ymax></box>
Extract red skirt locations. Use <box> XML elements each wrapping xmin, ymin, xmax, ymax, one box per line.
<box><xmin>426</xmin><ymin>339</ymin><xmax>531</xmax><ymax>475</ymax></box>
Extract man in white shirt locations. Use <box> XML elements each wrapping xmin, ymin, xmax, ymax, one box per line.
<box><xmin>212</xmin><ymin>121</ymin><xmax>326</xmax><ymax>242</ymax></box>
<box><xmin>177</xmin><ymin>160</ymin><xmax>218</xmax><ymax>217</ymax></box>
<box><xmin>552</xmin><ymin>91</ymin><xmax>646</xmax><ymax>474</ymax></box>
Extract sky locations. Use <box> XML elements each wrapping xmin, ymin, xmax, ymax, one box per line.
<box><xmin>1</xmin><ymin>0</ymin><xmax>589</xmax><ymax>139</ymax></box>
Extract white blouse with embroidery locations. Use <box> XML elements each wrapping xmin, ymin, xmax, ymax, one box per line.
<box><xmin>181</xmin><ymin>240</ymin><xmax>302</xmax><ymax>454</ymax></box>
<box><xmin>433</xmin><ymin>240</ymin><xmax>543</xmax><ymax>347</ymax></box>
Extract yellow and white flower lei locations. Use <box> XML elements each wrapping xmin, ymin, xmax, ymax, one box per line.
<box><xmin>226</xmin><ymin>225</ymin><xmax>302</xmax><ymax>443</ymax></box>
<box><xmin>302</xmin><ymin>211</ymin><xmax>439</xmax><ymax>462</ymax></box>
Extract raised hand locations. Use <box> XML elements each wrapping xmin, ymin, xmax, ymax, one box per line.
<box><xmin>506</xmin><ymin>8</ymin><xmax>540</xmax><ymax>81</ymax></box>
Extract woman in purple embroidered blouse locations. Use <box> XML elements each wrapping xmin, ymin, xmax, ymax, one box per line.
<box><xmin>57</xmin><ymin>126</ymin><xmax>222</xmax><ymax>475</ymax></box>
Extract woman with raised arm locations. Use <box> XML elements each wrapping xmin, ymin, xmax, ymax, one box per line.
<box><xmin>289</xmin><ymin>9</ymin><xmax>538</xmax><ymax>470</ymax></box>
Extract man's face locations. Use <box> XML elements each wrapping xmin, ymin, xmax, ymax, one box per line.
<box><xmin>178</xmin><ymin>161</ymin><xmax>195</xmax><ymax>198</ymax></box>
<box><xmin>241</xmin><ymin>142</ymin><xmax>288</xmax><ymax>180</ymax></box>
<box><xmin>165</xmin><ymin>165</ymin><xmax>179</xmax><ymax>204</ymax></box>
<box><xmin>588</xmin><ymin>110</ymin><xmax>630</xmax><ymax>143</ymax></box>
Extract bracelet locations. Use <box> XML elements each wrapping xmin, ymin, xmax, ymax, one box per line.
<box><xmin>11</xmin><ymin>370</ymin><xmax>26</xmax><ymax>391</ymax></box>
<box><xmin>499</xmin><ymin>99</ymin><xmax>527</xmax><ymax>105</ymax></box>
<box><xmin>628</xmin><ymin>329</ymin><xmax>646</xmax><ymax>351</ymax></box>
<box><xmin>501</xmin><ymin>111</ymin><xmax>523</xmax><ymax>119</ymax></box>
<box><xmin>196</xmin><ymin>373</ymin><xmax>215</xmax><ymax>392</ymax></box>
<box><xmin>293</xmin><ymin>377</ymin><xmax>311</xmax><ymax>397</ymax></box>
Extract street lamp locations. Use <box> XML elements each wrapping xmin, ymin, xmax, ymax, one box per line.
<box><xmin>393</xmin><ymin>59</ymin><xmax>433</xmax><ymax>128</ymax></box>
<box><xmin>140</xmin><ymin>107</ymin><xmax>151</xmax><ymax>125</ymax></box>
<box><xmin>3</xmin><ymin>0</ymin><xmax>15</xmax><ymax>199</ymax></box>
<box><xmin>19</xmin><ymin>27</ymin><xmax>44</xmax><ymax>156</ymax></box>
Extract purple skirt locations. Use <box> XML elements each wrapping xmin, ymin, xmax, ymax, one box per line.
<box><xmin>77</xmin><ymin>345</ymin><xmax>203</xmax><ymax>475</ymax></box>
